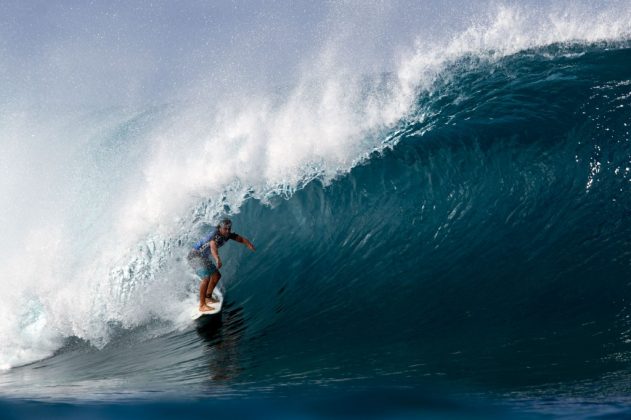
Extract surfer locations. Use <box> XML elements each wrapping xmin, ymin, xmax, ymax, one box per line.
<box><xmin>188</xmin><ymin>219</ymin><xmax>256</xmax><ymax>312</ymax></box>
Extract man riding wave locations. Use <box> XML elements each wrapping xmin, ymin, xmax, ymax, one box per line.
<box><xmin>188</xmin><ymin>219</ymin><xmax>255</xmax><ymax>312</ymax></box>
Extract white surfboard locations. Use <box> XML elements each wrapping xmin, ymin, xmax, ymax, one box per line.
<box><xmin>191</xmin><ymin>290</ymin><xmax>224</xmax><ymax>320</ymax></box>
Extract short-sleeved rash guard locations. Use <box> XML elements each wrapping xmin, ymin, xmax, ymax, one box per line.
<box><xmin>193</xmin><ymin>229</ymin><xmax>238</xmax><ymax>259</ymax></box>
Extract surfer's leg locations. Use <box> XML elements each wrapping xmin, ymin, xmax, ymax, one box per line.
<box><xmin>206</xmin><ymin>271</ymin><xmax>221</xmax><ymax>303</ymax></box>
<box><xmin>196</xmin><ymin>259</ymin><xmax>217</xmax><ymax>311</ymax></box>
<box><xmin>199</xmin><ymin>276</ymin><xmax>214</xmax><ymax>311</ymax></box>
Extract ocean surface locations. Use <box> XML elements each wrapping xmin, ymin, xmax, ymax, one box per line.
<box><xmin>1</xmin><ymin>3</ymin><xmax>631</xmax><ymax>419</ymax></box>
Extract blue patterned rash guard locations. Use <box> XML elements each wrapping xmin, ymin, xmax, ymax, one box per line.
<box><xmin>193</xmin><ymin>229</ymin><xmax>238</xmax><ymax>259</ymax></box>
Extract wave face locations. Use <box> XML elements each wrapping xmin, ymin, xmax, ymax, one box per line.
<box><xmin>1</xmin><ymin>2</ymin><xmax>631</xmax><ymax>418</ymax></box>
<box><xmin>221</xmin><ymin>44</ymin><xmax>631</xmax><ymax>395</ymax></box>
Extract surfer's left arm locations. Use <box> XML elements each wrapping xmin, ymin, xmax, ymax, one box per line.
<box><xmin>233</xmin><ymin>234</ymin><xmax>256</xmax><ymax>252</ymax></box>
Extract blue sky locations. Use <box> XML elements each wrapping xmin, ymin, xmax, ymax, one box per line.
<box><xmin>0</xmin><ymin>1</ymin><xmax>482</xmax><ymax>107</ymax></box>
<box><xmin>0</xmin><ymin>0</ymin><xmax>625</xmax><ymax>108</ymax></box>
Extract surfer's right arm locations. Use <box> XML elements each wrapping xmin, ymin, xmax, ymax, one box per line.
<box><xmin>210</xmin><ymin>240</ymin><xmax>222</xmax><ymax>269</ymax></box>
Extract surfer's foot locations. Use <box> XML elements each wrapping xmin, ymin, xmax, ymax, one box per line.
<box><xmin>199</xmin><ymin>304</ymin><xmax>214</xmax><ymax>312</ymax></box>
<box><xmin>205</xmin><ymin>296</ymin><xmax>219</xmax><ymax>304</ymax></box>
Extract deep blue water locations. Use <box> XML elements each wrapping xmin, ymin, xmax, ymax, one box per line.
<box><xmin>2</xmin><ymin>43</ymin><xmax>631</xmax><ymax>419</ymax></box>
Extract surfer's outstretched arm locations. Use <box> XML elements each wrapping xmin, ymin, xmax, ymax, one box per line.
<box><xmin>234</xmin><ymin>234</ymin><xmax>256</xmax><ymax>252</ymax></box>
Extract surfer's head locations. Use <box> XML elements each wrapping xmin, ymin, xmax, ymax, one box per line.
<box><xmin>218</xmin><ymin>218</ymin><xmax>232</xmax><ymax>236</ymax></box>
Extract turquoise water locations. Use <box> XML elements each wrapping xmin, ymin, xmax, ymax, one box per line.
<box><xmin>2</xmin><ymin>43</ymin><xmax>631</xmax><ymax>418</ymax></box>
<box><xmin>1</xmin><ymin>2</ymin><xmax>631</xmax><ymax>416</ymax></box>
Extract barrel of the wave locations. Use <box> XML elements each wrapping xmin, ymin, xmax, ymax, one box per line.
<box><xmin>187</xmin><ymin>218</ymin><xmax>256</xmax><ymax>321</ymax></box>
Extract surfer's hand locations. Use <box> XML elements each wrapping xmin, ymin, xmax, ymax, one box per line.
<box><xmin>247</xmin><ymin>243</ymin><xmax>256</xmax><ymax>252</ymax></box>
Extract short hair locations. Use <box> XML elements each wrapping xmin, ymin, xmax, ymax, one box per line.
<box><xmin>218</xmin><ymin>218</ymin><xmax>232</xmax><ymax>229</ymax></box>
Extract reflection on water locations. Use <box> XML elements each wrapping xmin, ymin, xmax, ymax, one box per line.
<box><xmin>197</xmin><ymin>303</ymin><xmax>246</xmax><ymax>384</ymax></box>
<box><xmin>0</xmin><ymin>301</ymin><xmax>252</xmax><ymax>401</ymax></box>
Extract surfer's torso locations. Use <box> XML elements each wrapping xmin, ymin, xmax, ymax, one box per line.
<box><xmin>194</xmin><ymin>229</ymin><xmax>238</xmax><ymax>259</ymax></box>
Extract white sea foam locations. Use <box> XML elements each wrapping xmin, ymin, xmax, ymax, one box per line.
<box><xmin>1</xmin><ymin>2</ymin><xmax>630</xmax><ymax>370</ymax></box>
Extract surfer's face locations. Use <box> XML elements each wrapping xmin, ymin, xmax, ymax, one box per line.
<box><xmin>219</xmin><ymin>225</ymin><xmax>231</xmax><ymax>237</ymax></box>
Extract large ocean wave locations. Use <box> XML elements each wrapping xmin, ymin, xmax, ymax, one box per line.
<box><xmin>1</xmin><ymin>3</ymin><xmax>631</xmax><ymax>417</ymax></box>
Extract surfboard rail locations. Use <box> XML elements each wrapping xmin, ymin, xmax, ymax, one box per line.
<box><xmin>191</xmin><ymin>290</ymin><xmax>224</xmax><ymax>320</ymax></box>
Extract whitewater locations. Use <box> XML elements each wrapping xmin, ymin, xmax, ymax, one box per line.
<box><xmin>1</xmin><ymin>1</ymin><xmax>631</xmax><ymax>418</ymax></box>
